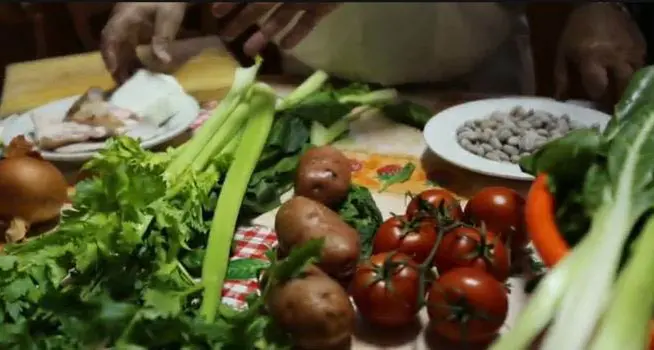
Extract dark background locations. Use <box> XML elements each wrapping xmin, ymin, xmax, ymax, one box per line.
<box><xmin>0</xmin><ymin>2</ymin><xmax>628</xmax><ymax>100</ymax></box>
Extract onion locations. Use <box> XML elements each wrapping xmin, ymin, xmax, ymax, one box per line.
<box><xmin>0</xmin><ymin>156</ymin><xmax>68</xmax><ymax>242</ymax></box>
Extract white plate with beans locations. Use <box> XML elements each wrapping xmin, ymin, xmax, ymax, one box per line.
<box><xmin>423</xmin><ymin>97</ymin><xmax>611</xmax><ymax>181</ymax></box>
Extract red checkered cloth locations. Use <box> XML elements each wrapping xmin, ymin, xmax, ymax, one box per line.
<box><xmin>222</xmin><ymin>225</ymin><xmax>278</xmax><ymax>309</ymax></box>
<box><xmin>191</xmin><ymin>103</ymin><xmax>280</xmax><ymax>309</ymax></box>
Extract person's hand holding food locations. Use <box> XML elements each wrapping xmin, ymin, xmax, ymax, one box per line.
<box><xmin>101</xmin><ymin>2</ymin><xmax>187</xmax><ymax>83</ymax></box>
<box><xmin>211</xmin><ymin>3</ymin><xmax>341</xmax><ymax>57</ymax></box>
<box><xmin>554</xmin><ymin>3</ymin><xmax>646</xmax><ymax>106</ymax></box>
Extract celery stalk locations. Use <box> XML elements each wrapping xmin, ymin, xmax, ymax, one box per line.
<box><xmin>167</xmin><ymin>59</ymin><xmax>262</xmax><ymax>177</ymax></box>
<box><xmin>191</xmin><ymin>99</ymin><xmax>253</xmax><ymax>172</ymax></box>
<box><xmin>590</xmin><ymin>216</ymin><xmax>654</xmax><ymax>350</ymax></box>
<box><xmin>277</xmin><ymin>70</ymin><xmax>329</xmax><ymax>110</ymax></box>
<box><xmin>338</xmin><ymin>89</ymin><xmax>398</xmax><ymax>105</ymax></box>
<box><xmin>309</xmin><ymin>106</ymin><xmax>375</xmax><ymax>146</ymax></box>
<box><xmin>199</xmin><ymin>83</ymin><xmax>277</xmax><ymax>321</ymax></box>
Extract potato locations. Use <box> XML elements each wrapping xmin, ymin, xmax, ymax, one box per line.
<box><xmin>295</xmin><ymin>146</ymin><xmax>352</xmax><ymax>208</ymax></box>
<box><xmin>266</xmin><ymin>265</ymin><xmax>355</xmax><ymax>349</ymax></box>
<box><xmin>275</xmin><ymin>196</ymin><xmax>360</xmax><ymax>280</ymax></box>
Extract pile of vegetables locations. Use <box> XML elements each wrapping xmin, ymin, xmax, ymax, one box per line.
<box><xmin>490</xmin><ymin>66</ymin><xmax>654</xmax><ymax>349</ymax></box>
<box><xmin>0</xmin><ymin>59</ymin><xmax>405</xmax><ymax>348</ymax></box>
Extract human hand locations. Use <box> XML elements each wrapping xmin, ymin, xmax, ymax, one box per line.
<box><xmin>212</xmin><ymin>3</ymin><xmax>340</xmax><ymax>57</ymax></box>
<box><xmin>101</xmin><ymin>2</ymin><xmax>187</xmax><ymax>83</ymax></box>
<box><xmin>554</xmin><ymin>3</ymin><xmax>645</xmax><ymax>105</ymax></box>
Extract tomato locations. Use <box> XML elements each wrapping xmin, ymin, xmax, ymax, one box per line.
<box><xmin>406</xmin><ymin>188</ymin><xmax>463</xmax><ymax>224</ymax></box>
<box><xmin>427</xmin><ymin>267</ymin><xmax>508</xmax><ymax>343</ymax></box>
<box><xmin>464</xmin><ymin>186</ymin><xmax>528</xmax><ymax>249</ymax></box>
<box><xmin>434</xmin><ymin>226</ymin><xmax>510</xmax><ymax>281</ymax></box>
<box><xmin>350</xmin><ymin>252</ymin><xmax>422</xmax><ymax>328</ymax></box>
<box><xmin>372</xmin><ymin>215</ymin><xmax>438</xmax><ymax>264</ymax></box>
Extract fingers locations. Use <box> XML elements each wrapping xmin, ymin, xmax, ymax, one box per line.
<box><xmin>220</xmin><ymin>3</ymin><xmax>278</xmax><ymax>41</ymax></box>
<box><xmin>102</xmin><ymin>5</ymin><xmax>141</xmax><ymax>83</ymax></box>
<box><xmin>152</xmin><ymin>3</ymin><xmax>186</xmax><ymax>63</ymax></box>
<box><xmin>244</xmin><ymin>4</ymin><xmax>300</xmax><ymax>57</ymax></box>
<box><xmin>280</xmin><ymin>4</ymin><xmax>337</xmax><ymax>50</ymax></box>
<box><xmin>553</xmin><ymin>51</ymin><xmax>569</xmax><ymax>100</ymax></box>
<box><xmin>579</xmin><ymin>60</ymin><xmax>609</xmax><ymax>101</ymax></box>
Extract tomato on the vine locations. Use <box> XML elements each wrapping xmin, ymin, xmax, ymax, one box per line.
<box><xmin>464</xmin><ymin>187</ymin><xmax>528</xmax><ymax>249</ymax></box>
<box><xmin>433</xmin><ymin>226</ymin><xmax>510</xmax><ymax>281</ymax></box>
<box><xmin>350</xmin><ymin>252</ymin><xmax>422</xmax><ymax>328</ymax></box>
<box><xmin>372</xmin><ymin>215</ymin><xmax>438</xmax><ymax>264</ymax></box>
<box><xmin>427</xmin><ymin>267</ymin><xmax>508</xmax><ymax>343</ymax></box>
<box><xmin>405</xmin><ymin>188</ymin><xmax>463</xmax><ymax>224</ymax></box>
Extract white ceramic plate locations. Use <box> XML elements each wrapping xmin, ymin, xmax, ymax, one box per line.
<box><xmin>423</xmin><ymin>97</ymin><xmax>611</xmax><ymax>181</ymax></box>
<box><xmin>1</xmin><ymin>94</ymin><xmax>199</xmax><ymax>162</ymax></box>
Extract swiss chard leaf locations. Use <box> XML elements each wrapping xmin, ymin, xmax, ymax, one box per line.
<box><xmin>337</xmin><ymin>185</ymin><xmax>384</xmax><ymax>259</ymax></box>
<box><xmin>381</xmin><ymin>100</ymin><xmax>433</xmax><ymax>129</ymax></box>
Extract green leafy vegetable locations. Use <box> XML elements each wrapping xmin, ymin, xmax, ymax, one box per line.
<box><xmin>226</xmin><ymin>259</ymin><xmax>271</xmax><ymax>280</ymax></box>
<box><xmin>381</xmin><ymin>100</ymin><xmax>433</xmax><ymax>129</ymax></box>
<box><xmin>337</xmin><ymin>185</ymin><xmax>384</xmax><ymax>259</ymax></box>
<box><xmin>493</xmin><ymin>66</ymin><xmax>654</xmax><ymax>350</ymax></box>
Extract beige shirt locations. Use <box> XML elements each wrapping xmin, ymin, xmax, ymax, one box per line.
<box><xmin>276</xmin><ymin>3</ymin><xmax>534</xmax><ymax>94</ymax></box>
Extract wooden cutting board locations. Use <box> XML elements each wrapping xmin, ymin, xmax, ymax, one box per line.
<box><xmin>0</xmin><ymin>36</ymin><xmax>240</xmax><ymax>117</ymax></box>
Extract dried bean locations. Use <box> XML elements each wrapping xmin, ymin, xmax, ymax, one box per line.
<box><xmin>490</xmin><ymin>112</ymin><xmax>507</xmax><ymax>122</ymax></box>
<box><xmin>536</xmin><ymin>129</ymin><xmax>549</xmax><ymax>137</ymax></box>
<box><xmin>457</xmin><ymin>125</ymin><xmax>472</xmax><ymax>134</ymax></box>
<box><xmin>489</xmin><ymin>137</ymin><xmax>502</xmax><ymax>149</ymax></box>
<box><xmin>482</xmin><ymin>129</ymin><xmax>494</xmax><ymax>141</ymax></box>
<box><xmin>510</xmin><ymin>154</ymin><xmax>521</xmax><ymax>163</ymax></box>
<box><xmin>485</xmin><ymin>152</ymin><xmax>502</xmax><ymax>162</ymax></box>
<box><xmin>480</xmin><ymin>120</ymin><xmax>496</xmax><ymax>129</ymax></box>
<box><xmin>507</xmin><ymin>136</ymin><xmax>520</xmax><ymax>145</ymax></box>
<box><xmin>511</xmin><ymin>106</ymin><xmax>526</xmax><ymax>116</ymax></box>
<box><xmin>497</xmin><ymin>128</ymin><xmax>513</xmax><ymax>142</ymax></box>
<box><xmin>497</xmin><ymin>151</ymin><xmax>510</xmax><ymax>161</ymax></box>
<box><xmin>481</xmin><ymin>143</ymin><xmax>494</xmax><ymax>152</ymax></box>
<box><xmin>502</xmin><ymin>144</ymin><xmax>519</xmax><ymax>155</ymax></box>
<box><xmin>459</xmin><ymin>130</ymin><xmax>479</xmax><ymax>141</ymax></box>
<box><xmin>520</xmin><ymin>131</ymin><xmax>539</xmax><ymax>152</ymax></box>
<box><xmin>459</xmin><ymin>138</ymin><xmax>472</xmax><ymax>147</ymax></box>
<box><xmin>517</xmin><ymin>121</ymin><xmax>532</xmax><ymax>129</ymax></box>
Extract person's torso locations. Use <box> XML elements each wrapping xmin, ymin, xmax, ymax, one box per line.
<box><xmin>274</xmin><ymin>3</ymin><xmax>528</xmax><ymax>88</ymax></box>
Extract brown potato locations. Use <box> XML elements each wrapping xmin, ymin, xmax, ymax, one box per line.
<box><xmin>266</xmin><ymin>265</ymin><xmax>355</xmax><ymax>349</ymax></box>
<box><xmin>275</xmin><ymin>196</ymin><xmax>360</xmax><ymax>280</ymax></box>
<box><xmin>295</xmin><ymin>146</ymin><xmax>352</xmax><ymax>208</ymax></box>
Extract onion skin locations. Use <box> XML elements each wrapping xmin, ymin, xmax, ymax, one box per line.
<box><xmin>0</xmin><ymin>156</ymin><xmax>68</xmax><ymax>241</ymax></box>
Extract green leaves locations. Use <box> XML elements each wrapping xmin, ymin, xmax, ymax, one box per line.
<box><xmin>337</xmin><ymin>185</ymin><xmax>384</xmax><ymax>259</ymax></box>
<box><xmin>226</xmin><ymin>259</ymin><xmax>270</xmax><ymax>280</ymax></box>
<box><xmin>381</xmin><ymin>100</ymin><xmax>433</xmax><ymax>129</ymax></box>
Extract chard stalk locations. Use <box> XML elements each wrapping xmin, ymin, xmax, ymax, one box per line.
<box><xmin>590</xmin><ymin>215</ymin><xmax>654</xmax><ymax>350</ymax></box>
<box><xmin>541</xmin><ymin>113</ymin><xmax>654</xmax><ymax>350</ymax></box>
<box><xmin>199</xmin><ymin>83</ymin><xmax>277</xmax><ymax>321</ymax></box>
<box><xmin>338</xmin><ymin>89</ymin><xmax>399</xmax><ymax>105</ymax></box>
<box><xmin>277</xmin><ymin>70</ymin><xmax>329</xmax><ymax>110</ymax></box>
